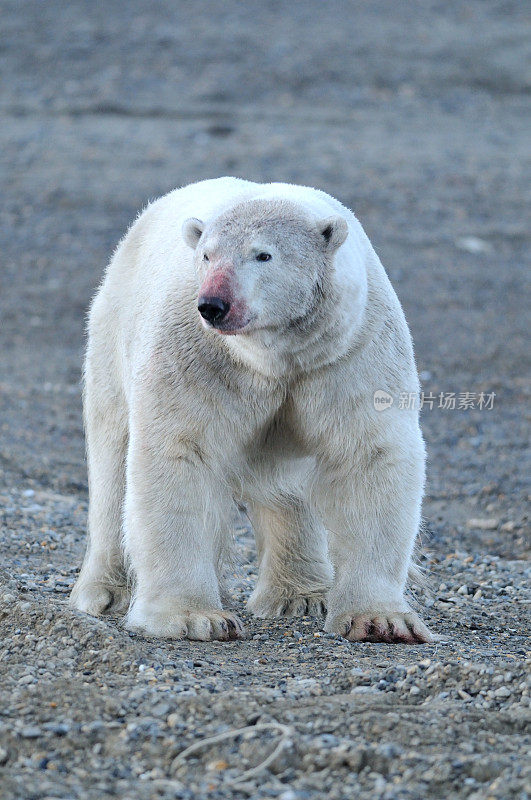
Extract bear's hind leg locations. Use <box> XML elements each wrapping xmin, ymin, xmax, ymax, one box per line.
<box><xmin>247</xmin><ymin>496</ymin><xmax>333</xmax><ymax>618</ymax></box>
<box><xmin>70</xmin><ymin>379</ymin><xmax>129</xmax><ymax>616</ymax></box>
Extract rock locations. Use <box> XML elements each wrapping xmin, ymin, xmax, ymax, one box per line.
<box><xmin>151</xmin><ymin>702</ymin><xmax>171</xmax><ymax>717</ymax></box>
<box><xmin>469</xmin><ymin>757</ymin><xmax>506</xmax><ymax>782</ymax></box>
<box><xmin>467</xmin><ymin>518</ymin><xmax>498</xmax><ymax>530</ymax></box>
<box><xmin>19</xmin><ymin>726</ymin><xmax>42</xmax><ymax>739</ymax></box>
<box><xmin>493</xmin><ymin>686</ymin><xmax>511</xmax><ymax>698</ymax></box>
<box><xmin>455</xmin><ymin>236</ymin><xmax>493</xmax><ymax>254</ymax></box>
<box><xmin>206</xmin><ymin>759</ymin><xmax>229</xmax><ymax>771</ymax></box>
<box><xmin>43</xmin><ymin>722</ymin><xmax>70</xmax><ymax>736</ymax></box>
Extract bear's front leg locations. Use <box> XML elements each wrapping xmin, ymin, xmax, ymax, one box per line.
<box><xmin>123</xmin><ymin>422</ymin><xmax>244</xmax><ymax>641</ymax></box>
<box><xmin>319</xmin><ymin>429</ymin><xmax>432</xmax><ymax>644</ymax></box>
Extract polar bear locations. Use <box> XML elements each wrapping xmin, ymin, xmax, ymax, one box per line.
<box><xmin>70</xmin><ymin>177</ymin><xmax>432</xmax><ymax>644</ymax></box>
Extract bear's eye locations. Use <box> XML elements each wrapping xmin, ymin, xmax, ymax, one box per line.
<box><xmin>256</xmin><ymin>252</ymin><xmax>272</xmax><ymax>262</ymax></box>
<box><xmin>203</xmin><ymin>253</ymin><xmax>209</xmax><ymax>262</ymax></box>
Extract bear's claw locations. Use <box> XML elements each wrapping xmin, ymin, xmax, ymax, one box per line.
<box><xmin>327</xmin><ymin>611</ymin><xmax>432</xmax><ymax>644</ymax></box>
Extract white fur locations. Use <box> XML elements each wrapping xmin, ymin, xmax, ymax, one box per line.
<box><xmin>70</xmin><ymin>177</ymin><xmax>431</xmax><ymax>644</ymax></box>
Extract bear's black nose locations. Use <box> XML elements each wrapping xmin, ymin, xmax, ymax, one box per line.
<box><xmin>198</xmin><ymin>296</ymin><xmax>230</xmax><ymax>325</ymax></box>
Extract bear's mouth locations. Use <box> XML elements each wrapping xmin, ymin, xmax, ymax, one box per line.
<box><xmin>199</xmin><ymin>315</ymin><xmax>254</xmax><ymax>335</ymax></box>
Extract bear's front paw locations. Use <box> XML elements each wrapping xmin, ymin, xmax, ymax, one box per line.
<box><xmin>248</xmin><ymin>586</ymin><xmax>327</xmax><ymax>618</ymax></box>
<box><xmin>125</xmin><ymin>598</ymin><xmax>245</xmax><ymax>641</ymax></box>
<box><xmin>325</xmin><ymin>610</ymin><xmax>432</xmax><ymax>644</ymax></box>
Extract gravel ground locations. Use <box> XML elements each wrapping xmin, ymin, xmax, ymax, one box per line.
<box><xmin>0</xmin><ymin>2</ymin><xmax>529</xmax><ymax>798</ymax></box>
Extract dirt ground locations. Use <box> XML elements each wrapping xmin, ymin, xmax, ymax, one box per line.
<box><xmin>0</xmin><ymin>2</ymin><xmax>529</xmax><ymax>798</ymax></box>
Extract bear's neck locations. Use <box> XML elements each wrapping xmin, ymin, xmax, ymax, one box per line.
<box><xmin>222</xmin><ymin>267</ymin><xmax>368</xmax><ymax>380</ymax></box>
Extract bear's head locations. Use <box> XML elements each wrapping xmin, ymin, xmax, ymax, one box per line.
<box><xmin>182</xmin><ymin>198</ymin><xmax>348</xmax><ymax>336</ymax></box>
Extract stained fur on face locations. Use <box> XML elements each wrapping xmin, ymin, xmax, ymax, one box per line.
<box><xmin>192</xmin><ymin>200</ymin><xmax>337</xmax><ymax>337</ymax></box>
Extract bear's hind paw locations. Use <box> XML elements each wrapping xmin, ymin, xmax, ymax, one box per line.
<box><xmin>248</xmin><ymin>587</ymin><xmax>327</xmax><ymax>619</ymax></box>
<box><xmin>70</xmin><ymin>580</ymin><xmax>129</xmax><ymax>617</ymax></box>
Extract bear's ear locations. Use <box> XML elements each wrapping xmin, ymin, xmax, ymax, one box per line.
<box><xmin>316</xmin><ymin>216</ymin><xmax>348</xmax><ymax>252</ymax></box>
<box><xmin>182</xmin><ymin>217</ymin><xmax>205</xmax><ymax>249</ymax></box>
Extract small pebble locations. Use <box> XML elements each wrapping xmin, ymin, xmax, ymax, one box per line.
<box><xmin>467</xmin><ymin>518</ymin><xmax>498</xmax><ymax>530</ymax></box>
<box><xmin>20</xmin><ymin>727</ymin><xmax>42</xmax><ymax>739</ymax></box>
